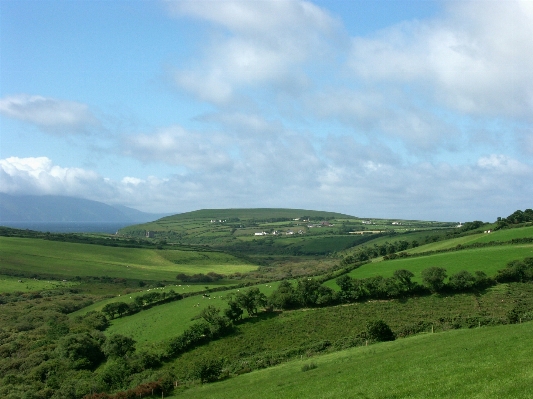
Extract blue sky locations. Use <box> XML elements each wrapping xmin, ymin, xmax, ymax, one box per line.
<box><xmin>1</xmin><ymin>0</ymin><xmax>532</xmax><ymax>221</ymax></box>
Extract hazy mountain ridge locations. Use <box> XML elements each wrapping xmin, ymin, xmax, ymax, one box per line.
<box><xmin>0</xmin><ymin>193</ymin><xmax>169</xmax><ymax>223</ymax></box>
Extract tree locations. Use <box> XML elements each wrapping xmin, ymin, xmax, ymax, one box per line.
<box><xmin>393</xmin><ymin>269</ymin><xmax>415</xmax><ymax>291</ymax></box>
<box><xmin>57</xmin><ymin>333</ymin><xmax>105</xmax><ymax>370</ymax></box>
<box><xmin>268</xmin><ymin>280</ymin><xmax>298</xmax><ymax>310</ymax></box>
<box><xmin>295</xmin><ymin>278</ymin><xmax>322</xmax><ymax>307</ymax></box>
<box><xmin>421</xmin><ymin>267</ymin><xmax>447</xmax><ymax>292</ymax></box>
<box><xmin>495</xmin><ymin>257</ymin><xmax>533</xmax><ymax>283</ymax></box>
<box><xmin>235</xmin><ymin>288</ymin><xmax>267</xmax><ymax>316</ymax></box>
<box><xmin>336</xmin><ymin>275</ymin><xmax>354</xmax><ymax>301</ymax></box>
<box><xmin>103</xmin><ymin>334</ymin><xmax>136</xmax><ymax>359</ymax></box>
<box><xmin>192</xmin><ymin>358</ymin><xmax>224</xmax><ymax>383</ymax></box>
<box><xmin>366</xmin><ymin>320</ymin><xmax>395</xmax><ymax>342</ymax></box>
<box><xmin>448</xmin><ymin>270</ymin><xmax>476</xmax><ymax>291</ymax></box>
<box><xmin>224</xmin><ymin>297</ymin><xmax>244</xmax><ymax>322</ymax></box>
<box><xmin>199</xmin><ymin>305</ymin><xmax>233</xmax><ymax>336</ymax></box>
<box><xmin>102</xmin><ymin>302</ymin><xmax>130</xmax><ymax>319</ymax></box>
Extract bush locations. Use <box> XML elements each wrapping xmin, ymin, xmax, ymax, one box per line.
<box><xmin>421</xmin><ymin>267</ymin><xmax>447</xmax><ymax>292</ymax></box>
<box><xmin>192</xmin><ymin>358</ymin><xmax>224</xmax><ymax>383</ymax></box>
<box><xmin>366</xmin><ymin>320</ymin><xmax>395</xmax><ymax>342</ymax></box>
<box><xmin>448</xmin><ymin>270</ymin><xmax>476</xmax><ymax>291</ymax></box>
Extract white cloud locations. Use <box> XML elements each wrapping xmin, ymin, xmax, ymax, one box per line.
<box><xmin>0</xmin><ymin>94</ymin><xmax>99</xmax><ymax>134</ymax></box>
<box><xmin>0</xmin><ymin>157</ymin><xmax>110</xmax><ymax>198</ymax></box>
<box><xmin>348</xmin><ymin>0</ymin><xmax>533</xmax><ymax>118</ymax></box>
<box><xmin>165</xmin><ymin>0</ymin><xmax>342</xmax><ymax>104</ymax></box>
<box><xmin>121</xmin><ymin>126</ymin><xmax>234</xmax><ymax>172</ymax></box>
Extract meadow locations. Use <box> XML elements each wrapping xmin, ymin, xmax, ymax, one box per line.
<box><xmin>105</xmin><ymin>283</ymin><xmax>280</xmax><ymax>348</ymax></box>
<box><xmin>0</xmin><ymin>274</ymin><xmax>78</xmax><ymax>293</ymax></box>
<box><xmin>323</xmin><ymin>244</ymin><xmax>533</xmax><ymax>291</ymax></box>
<box><xmin>168</xmin><ymin>321</ymin><xmax>533</xmax><ymax>399</ymax></box>
<box><xmin>407</xmin><ymin>225</ymin><xmax>533</xmax><ymax>253</ymax></box>
<box><xmin>0</xmin><ymin>236</ymin><xmax>257</xmax><ymax>281</ymax></box>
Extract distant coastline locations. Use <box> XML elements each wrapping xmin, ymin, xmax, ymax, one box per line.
<box><xmin>0</xmin><ymin>221</ymin><xmax>138</xmax><ymax>234</ymax></box>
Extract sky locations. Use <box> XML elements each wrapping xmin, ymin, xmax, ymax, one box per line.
<box><xmin>1</xmin><ymin>0</ymin><xmax>532</xmax><ymax>222</ymax></box>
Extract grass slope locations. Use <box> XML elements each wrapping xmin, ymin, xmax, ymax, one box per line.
<box><xmin>105</xmin><ymin>283</ymin><xmax>280</xmax><ymax>348</ymax></box>
<box><xmin>170</xmin><ymin>321</ymin><xmax>533</xmax><ymax>399</ymax></box>
<box><xmin>0</xmin><ymin>236</ymin><xmax>256</xmax><ymax>281</ymax></box>
<box><xmin>408</xmin><ymin>225</ymin><xmax>533</xmax><ymax>253</ymax></box>
<box><xmin>322</xmin><ymin>243</ymin><xmax>533</xmax><ymax>290</ymax></box>
<box><xmin>0</xmin><ymin>274</ymin><xmax>77</xmax><ymax>293</ymax></box>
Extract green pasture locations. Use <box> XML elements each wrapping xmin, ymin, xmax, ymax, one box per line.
<box><xmin>324</xmin><ymin>243</ymin><xmax>533</xmax><ymax>290</ymax></box>
<box><xmin>0</xmin><ymin>274</ymin><xmax>78</xmax><ymax>293</ymax></box>
<box><xmin>70</xmin><ymin>283</ymin><xmax>227</xmax><ymax>316</ymax></box>
<box><xmin>169</xmin><ymin>321</ymin><xmax>533</xmax><ymax>399</ymax></box>
<box><xmin>408</xmin><ymin>226</ymin><xmax>533</xmax><ymax>253</ymax></box>
<box><xmin>105</xmin><ymin>283</ymin><xmax>280</xmax><ymax>347</ymax></box>
<box><xmin>0</xmin><ymin>237</ymin><xmax>257</xmax><ymax>281</ymax></box>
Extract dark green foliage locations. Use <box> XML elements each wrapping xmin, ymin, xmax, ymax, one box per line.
<box><xmin>57</xmin><ymin>333</ymin><xmax>105</xmax><ymax>370</ymax></box>
<box><xmin>459</xmin><ymin>221</ymin><xmax>486</xmax><ymax>232</ymax></box>
<box><xmin>497</xmin><ymin>208</ymin><xmax>533</xmax><ymax>229</ymax></box>
<box><xmin>234</xmin><ymin>287</ymin><xmax>267</xmax><ymax>316</ymax></box>
<box><xmin>98</xmin><ymin>359</ymin><xmax>131</xmax><ymax>391</ymax></box>
<box><xmin>495</xmin><ymin>258</ymin><xmax>533</xmax><ymax>283</ymax></box>
<box><xmin>192</xmin><ymin>358</ymin><xmax>225</xmax><ymax>383</ymax></box>
<box><xmin>365</xmin><ymin>320</ymin><xmax>395</xmax><ymax>342</ymax></box>
<box><xmin>421</xmin><ymin>267</ymin><xmax>448</xmax><ymax>292</ymax></box>
<box><xmin>79</xmin><ymin>311</ymin><xmax>109</xmax><ymax>331</ymax></box>
<box><xmin>224</xmin><ymin>297</ymin><xmax>244</xmax><ymax>322</ymax></box>
<box><xmin>448</xmin><ymin>270</ymin><xmax>476</xmax><ymax>291</ymax></box>
<box><xmin>176</xmin><ymin>272</ymin><xmax>225</xmax><ymax>283</ymax></box>
<box><xmin>393</xmin><ymin>269</ymin><xmax>415</xmax><ymax>291</ymax></box>
<box><xmin>296</xmin><ymin>278</ymin><xmax>335</xmax><ymax>307</ymax></box>
<box><xmin>103</xmin><ymin>334</ymin><xmax>136</xmax><ymax>359</ymax></box>
<box><xmin>102</xmin><ymin>302</ymin><xmax>130</xmax><ymax>319</ymax></box>
<box><xmin>268</xmin><ymin>280</ymin><xmax>299</xmax><ymax>310</ymax></box>
<box><xmin>46</xmin><ymin>318</ymin><xmax>70</xmax><ymax>339</ymax></box>
<box><xmin>473</xmin><ymin>270</ymin><xmax>491</xmax><ymax>288</ymax></box>
<box><xmin>199</xmin><ymin>305</ymin><xmax>234</xmax><ymax>336</ymax></box>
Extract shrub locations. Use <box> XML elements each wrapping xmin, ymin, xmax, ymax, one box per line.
<box><xmin>421</xmin><ymin>267</ymin><xmax>448</xmax><ymax>292</ymax></box>
<box><xmin>192</xmin><ymin>359</ymin><xmax>224</xmax><ymax>383</ymax></box>
<box><xmin>448</xmin><ymin>270</ymin><xmax>476</xmax><ymax>291</ymax></box>
<box><xmin>365</xmin><ymin>320</ymin><xmax>395</xmax><ymax>342</ymax></box>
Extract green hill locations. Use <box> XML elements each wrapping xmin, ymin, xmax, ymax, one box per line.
<box><xmin>0</xmin><ymin>236</ymin><xmax>256</xmax><ymax>282</ymax></box>
<box><xmin>168</xmin><ymin>321</ymin><xmax>533</xmax><ymax>399</ymax></box>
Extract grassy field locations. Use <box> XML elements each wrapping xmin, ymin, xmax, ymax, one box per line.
<box><xmin>168</xmin><ymin>321</ymin><xmax>533</xmax><ymax>399</ymax></box>
<box><xmin>0</xmin><ymin>236</ymin><xmax>257</xmax><ymax>281</ymax></box>
<box><xmin>0</xmin><ymin>274</ymin><xmax>78</xmax><ymax>293</ymax></box>
<box><xmin>408</xmin><ymin>225</ymin><xmax>533</xmax><ymax>253</ymax></box>
<box><xmin>323</xmin><ymin>243</ymin><xmax>533</xmax><ymax>290</ymax></box>
<box><xmin>105</xmin><ymin>283</ymin><xmax>280</xmax><ymax>348</ymax></box>
<box><xmin>70</xmin><ymin>283</ymin><xmax>229</xmax><ymax>316</ymax></box>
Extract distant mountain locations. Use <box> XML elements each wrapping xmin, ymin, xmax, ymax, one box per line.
<box><xmin>0</xmin><ymin>193</ymin><xmax>169</xmax><ymax>223</ymax></box>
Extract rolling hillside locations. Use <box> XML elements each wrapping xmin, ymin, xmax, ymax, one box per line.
<box><xmin>168</xmin><ymin>321</ymin><xmax>533</xmax><ymax>399</ymax></box>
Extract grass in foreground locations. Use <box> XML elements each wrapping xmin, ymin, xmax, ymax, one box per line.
<box><xmin>170</xmin><ymin>321</ymin><xmax>533</xmax><ymax>399</ymax></box>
